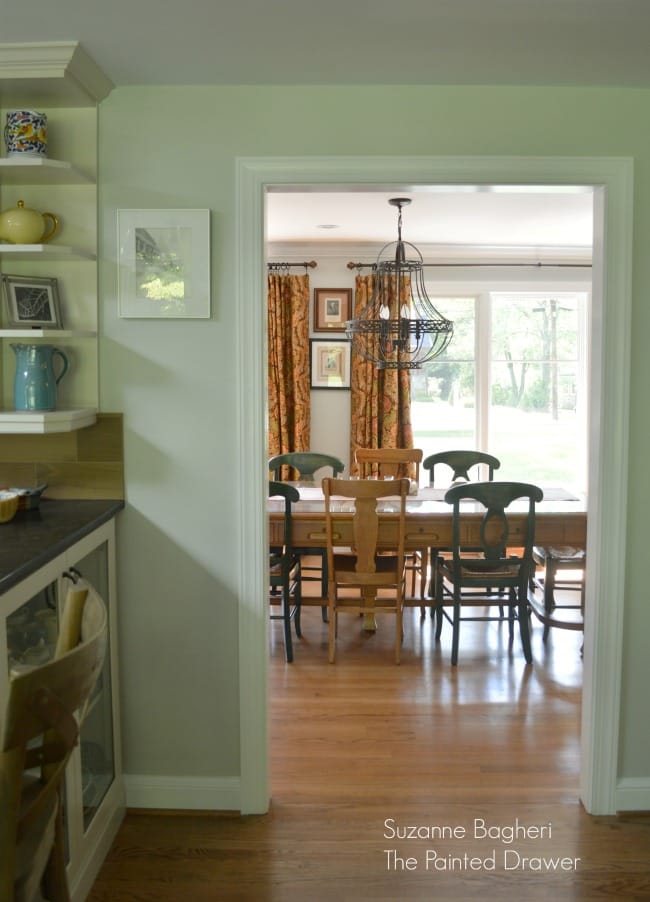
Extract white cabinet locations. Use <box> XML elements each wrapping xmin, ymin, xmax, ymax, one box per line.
<box><xmin>1</xmin><ymin>517</ymin><xmax>124</xmax><ymax>902</ymax></box>
<box><xmin>0</xmin><ymin>43</ymin><xmax>112</xmax><ymax>433</ymax></box>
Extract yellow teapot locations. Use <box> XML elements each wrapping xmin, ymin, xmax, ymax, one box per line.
<box><xmin>0</xmin><ymin>199</ymin><xmax>58</xmax><ymax>244</ymax></box>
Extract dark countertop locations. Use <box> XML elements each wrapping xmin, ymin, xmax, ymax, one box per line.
<box><xmin>0</xmin><ymin>499</ymin><xmax>124</xmax><ymax>596</ymax></box>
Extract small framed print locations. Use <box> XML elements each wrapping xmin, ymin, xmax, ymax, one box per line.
<box><xmin>117</xmin><ymin>208</ymin><xmax>210</xmax><ymax>318</ymax></box>
<box><xmin>310</xmin><ymin>339</ymin><xmax>351</xmax><ymax>389</ymax></box>
<box><xmin>1</xmin><ymin>274</ymin><xmax>63</xmax><ymax>328</ymax></box>
<box><xmin>313</xmin><ymin>288</ymin><xmax>352</xmax><ymax>332</ymax></box>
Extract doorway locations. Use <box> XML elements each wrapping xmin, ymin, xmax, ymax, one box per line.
<box><xmin>235</xmin><ymin>155</ymin><xmax>632</xmax><ymax>815</ymax></box>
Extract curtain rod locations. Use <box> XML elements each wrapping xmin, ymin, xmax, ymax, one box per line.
<box><xmin>267</xmin><ymin>260</ymin><xmax>318</xmax><ymax>272</ymax></box>
<box><xmin>346</xmin><ymin>261</ymin><xmax>592</xmax><ymax>270</ymax></box>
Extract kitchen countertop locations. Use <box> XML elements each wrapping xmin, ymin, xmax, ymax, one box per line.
<box><xmin>0</xmin><ymin>498</ymin><xmax>124</xmax><ymax>595</ymax></box>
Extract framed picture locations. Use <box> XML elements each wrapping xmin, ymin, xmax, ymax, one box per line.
<box><xmin>117</xmin><ymin>209</ymin><xmax>210</xmax><ymax>318</ymax></box>
<box><xmin>310</xmin><ymin>339</ymin><xmax>351</xmax><ymax>389</ymax></box>
<box><xmin>313</xmin><ymin>288</ymin><xmax>352</xmax><ymax>332</ymax></box>
<box><xmin>1</xmin><ymin>274</ymin><xmax>63</xmax><ymax>328</ymax></box>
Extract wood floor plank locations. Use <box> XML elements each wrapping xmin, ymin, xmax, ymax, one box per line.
<box><xmin>88</xmin><ymin>602</ymin><xmax>650</xmax><ymax>901</ymax></box>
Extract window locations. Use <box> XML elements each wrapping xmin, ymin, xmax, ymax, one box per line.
<box><xmin>411</xmin><ymin>291</ymin><xmax>589</xmax><ymax>492</ymax></box>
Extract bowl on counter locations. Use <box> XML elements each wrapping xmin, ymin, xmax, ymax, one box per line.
<box><xmin>0</xmin><ymin>491</ymin><xmax>19</xmax><ymax>523</ymax></box>
<box><xmin>1</xmin><ymin>483</ymin><xmax>48</xmax><ymax>511</ymax></box>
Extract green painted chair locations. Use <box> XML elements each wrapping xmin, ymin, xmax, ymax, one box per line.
<box><xmin>422</xmin><ymin>450</ymin><xmax>501</xmax><ymax>487</ymax></box>
<box><xmin>435</xmin><ymin>481</ymin><xmax>543</xmax><ymax>665</ymax></box>
<box><xmin>422</xmin><ymin>451</ymin><xmax>501</xmax><ymax>602</ymax></box>
<box><xmin>530</xmin><ymin>545</ymin><xmax>586</xmax><ymax>643</ymax></box>
<box><xmin>269</xmin><ymin>481</ymin><xmax>302</xmax><ymax>662</ymax></box>
<box><xmin>268</xmin><ymin>452</ymin><xmax>344</xmax><ymax>484</ymax></box>
<box><xmin>268</xmin><ymin>453</ymin><xmax>344</xmax><ymax>614</ymax></box>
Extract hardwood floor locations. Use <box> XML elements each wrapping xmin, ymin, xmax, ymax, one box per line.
<box><xmin>88</xmin><ymin>597</ymin><xmax>650</xmax><ymax>901</ymax></box>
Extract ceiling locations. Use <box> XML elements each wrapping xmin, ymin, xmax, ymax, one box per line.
<box><xmin>3</xmin><ymin>0</ymin><xmax>650</xmax><ymax>88</ymax></box>
<box><xmin>265</xmin><ymin>188</ymin><xmax>594</xmax><ymax>252</ymax></box>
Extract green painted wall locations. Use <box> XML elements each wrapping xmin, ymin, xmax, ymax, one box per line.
<box><xmin>99</xmin><ymin>84</ymin><xmax>650</xmax><ymax>786</ymax></box>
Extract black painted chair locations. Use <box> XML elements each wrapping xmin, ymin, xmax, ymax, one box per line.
<box><xmin>530</xmin><ymin>545</ymin><xmax>586</xmax><ymax>643</ymax></box>
<box><xmin>435</xmin><ymin>481</ymin><xmax>543</xmax><ymax>665</ymax></box>
<box><xmin>269</xmin><ymin>452</ymin><xmax>344</xmax><ymax>484</ymax></box>
<box><xmin>422</xmin><ymin>450</ymin><xmax>501</xmax><ymax>487</ymax></box>
<box><xmin>269</xmin><ymin>481</ymin><xmax>302</xmax><ymax>662</ymax></box>
<box><xmin>269</xmin><ymin>452</ymin><xmax>344</xmax><ymax>615</ymax></box>
<box><xmin>423</xmin><ymin>450</ymin><xmax>501</xmax><ymax>602</ymax></box>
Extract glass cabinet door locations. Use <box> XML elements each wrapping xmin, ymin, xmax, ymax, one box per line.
<box><xmin>6</xmin><ymin>581</ymin><xmax>59</xmax><ymax>677</ymax></box>
<box><xmin>69</xmin><ymin>542</ymin><xmax>116</xmax><ymax>832</ymax></box>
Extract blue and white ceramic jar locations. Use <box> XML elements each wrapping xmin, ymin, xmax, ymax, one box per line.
<box><xmin>4</xmin><ymin>110</ymin><xmax>48</xmax><ymax>157</ymax></box>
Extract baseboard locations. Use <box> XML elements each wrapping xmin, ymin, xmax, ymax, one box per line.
<box><xmin>615</xmin><ymin>777</ymin><xmax>650</xmax><ymax>812</ymax></box>
<box><xmin>124</xmin><ymin>774</ymin><xmax>241</xmax><ymax>811</ymax></box>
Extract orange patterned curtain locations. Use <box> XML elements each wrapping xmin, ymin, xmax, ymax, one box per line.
<box><xmin>267</xmin><ymin>272</ymin><xmax>311</xmax><ymax>461</ymax></box>
<box><xmin>349</xmin><ymin>274</ymin><xmax>413</xmax><ymax>474</ymax></box>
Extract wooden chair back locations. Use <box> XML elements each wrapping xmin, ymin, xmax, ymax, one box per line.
<box><xmin>322</xmin><ymin>477</ymin><xmax>409</xmax><ymax>662</ymax></box>
<box><xmin>354</xmin><ymin>447</ymin><xmax>422</xmax><ymax>482</ymax></box>
<box><xmin>423</xmin><ymin>450</ymin><xmax>501</xmax><ymax>486</ymax></box>
<box><xmin>268</xmin><ymin>452</ymin><xmax>344</xmax><ymax>483</ymax></box>
<box><xmin>323</xmin><ymin>477</ymin><xmax>409</xmax><ymax>581</ymax></box>
<box><xmin>0</xmin><ymin>584</ymin><xmax>107</xmax><ymax>902</ymax></box>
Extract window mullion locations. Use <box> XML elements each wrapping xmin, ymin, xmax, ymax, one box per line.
<box><xmin>476</xmin><ymin>291</ymin><xmax>491</xmax><ymax>452</ymax></box>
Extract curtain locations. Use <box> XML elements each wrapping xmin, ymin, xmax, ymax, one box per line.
<box><xmin>349</xmin><ymin>274</ymin><xmax>413</xmax><ymax>474</ymax></box>
<box><xmin>267</xmin><ymin>272</ymin><xmax>311</xmax><ymax>462</ymax></box>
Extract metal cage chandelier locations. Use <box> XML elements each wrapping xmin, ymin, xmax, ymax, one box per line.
<box><xmin>345</xmin><ymin>197</ymin><xmax>453</xmax><ymax>370</ymax></box>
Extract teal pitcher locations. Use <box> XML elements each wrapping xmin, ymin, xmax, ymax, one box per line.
<box><xmin>12</xmin><ymin>343</ymin><xmax>69</xmax><ymax>411</ymax></box>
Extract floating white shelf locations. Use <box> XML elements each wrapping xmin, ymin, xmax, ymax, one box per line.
<box><xmin>0</xmin><ymin>243</ymin><xmax>95</xmax><ymax>260</ymax></box>
<box><xmin>0</xmin><ymin>329</ymin><xmax>96</xmax><ymax>339</ymax></box>
<box><xmin>0</xmin><ymin>407</ymin><xmax>97</xmax><ymax>433</ymax></box>
<box><xmin>0</xmin><ymin>157</ymin><xmax>93</xmax><ymax>184</ymax></box>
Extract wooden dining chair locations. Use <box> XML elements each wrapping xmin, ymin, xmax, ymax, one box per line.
<box><xmin>323</xmin><ymin>476</ymin><xmax>409</xmax><ymax>664</ymax></box>
<box><xmin>0</xmin><ymin>583</ymin><xmax>107</xmax><ymax>902</ymax></box>
<box><xmin>353</xmin><ymin>448</ymin><xmax>426</xmax><ymax>611</ymax></box>
<box><xmin>422</xmin><ymin>450</ymin><xmax>501</xmax><ymax>602</ymax></box>
<box><xmin>268</xmin><ymin>481</ymin><xmax>302</xmax><ymax>662</ymax></box>
<box><xmin>268</xmin><ymin>452</ymin><xmax>344</xmax><ymax>611</ymax></box>
<box><xmin>354</xmin><ymin>447</ymin><xmax>422</xmax><ymax>482</ymax></box>
<box><xmin>434</xmin><ymin>481</ymin><xmax>543</xmax><ymax>665</ymax></box>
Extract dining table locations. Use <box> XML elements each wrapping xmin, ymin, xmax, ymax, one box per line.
<box><xmin>269</xmin><ymin>482</ymin><xmax>587</xmax><ymax>554</ymax></box>
<box><xmin>268</xmin><ymin>482</ymin><xmax>588</xmax><ymax>629</ymax></box>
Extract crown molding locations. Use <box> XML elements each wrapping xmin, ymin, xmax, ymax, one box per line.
<box><xmin>0</xmin><ymin>42</ymin><xmax>113</xmax><ymax>106</ymax></box>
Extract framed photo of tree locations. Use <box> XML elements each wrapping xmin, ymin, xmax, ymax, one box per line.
<box><xmin>117</xmin><ymin>209</ymin><xmax>210</xmax><ymax>318</ymax></box>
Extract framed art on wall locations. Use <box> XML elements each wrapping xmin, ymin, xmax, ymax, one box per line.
<box><xmin>313</xmin><ymin>288</ymin><xmax>352</xmax><ymax>332</ymax></box>
<box><xmin>1</xmin><ymin>274</ymin><xmax>63</xmax><ymax>328</ymax></box>
<box><xmin>310</xmin><ymin>339</ymin><xmax>351</xmax><ymax>389</ymax></box>
<box><xmin>117</xmin><ymin>208</ymin><xmax>211</xmax><ymax>318</ymax></box>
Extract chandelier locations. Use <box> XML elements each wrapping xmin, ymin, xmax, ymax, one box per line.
<box><xmin>345</xmin><ymin>197</ymin><xmax>453</xmax><ymax>369</ymax></box>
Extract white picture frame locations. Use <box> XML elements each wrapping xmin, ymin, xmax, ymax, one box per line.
<box><xmin>117</xmin><ymin>209</ymin><xmax>211</xmax><ymax>318</ymax></box>
<box><xmin>309</xmin><ymin>339</ymin><xmax>351</xmax><ymax>389</ymax></box>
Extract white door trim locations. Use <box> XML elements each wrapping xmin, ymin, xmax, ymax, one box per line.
<box><xmin>235</xmin><ymin>155</ymin><xmax>633</xmax><ymax>815</ymax></box>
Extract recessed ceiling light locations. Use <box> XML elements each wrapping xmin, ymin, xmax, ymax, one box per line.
<box><xmin>317</xmin><ymin>223</ymin><xmax>339</xmax><ymax>229</ymax></box>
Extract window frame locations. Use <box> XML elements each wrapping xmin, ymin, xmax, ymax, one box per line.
<box><xmin>412</xmin><ymin>283</ymin><xmax>591</xmax><ymax>491</ymax></box>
